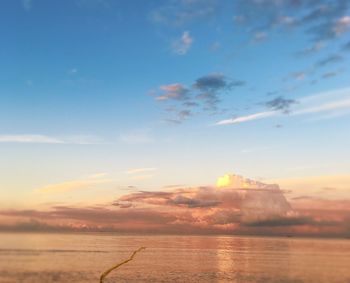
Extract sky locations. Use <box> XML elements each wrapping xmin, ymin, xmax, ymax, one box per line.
<box><xmin>1</xmin><ymin>0</ymin><xmax>350</xmax><ymax>236</ymax></box>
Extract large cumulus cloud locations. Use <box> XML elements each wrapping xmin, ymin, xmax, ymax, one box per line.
<box><xmin>2</xmin><ymin>174</ymin><xmax>348</xmax><ymax>236</ymax></box>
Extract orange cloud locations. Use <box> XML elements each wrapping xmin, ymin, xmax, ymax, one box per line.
<box><xmin>1</xmin><ymin>174</ymin><xmax>349</xmax><ymax>237</ymax></box>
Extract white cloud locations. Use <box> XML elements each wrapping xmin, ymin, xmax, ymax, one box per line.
<box><xmin>172</xmin><ymin>31</ymin><xmax>193</xmax><ymax>55</ymax></box>
<box><xmin>333</xmin><ymin>16</ymin><xmax>350</xmax><ymax>36</ymax></box>
<box><xmin>215</xmin><ymin>88</ymin><xmax>350</xmax><ymax>126</ymax></box>
<box><xmin>295</xmin><ymin>99</ymin><xmax>350</xmax><ymax>115</ymax></box>
<box><xmin>215</xmin><ymin>111</ymin><xmax>277</xmax><ymax>125</ymax></box>
<box><xmin>0</xmin><ymin>134</ymin><xmax>101</xmax><ymax>144</ymax></box>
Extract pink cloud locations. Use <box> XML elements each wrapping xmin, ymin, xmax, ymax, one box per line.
<box><xmin>1</xmin><ymin>175</ymin><xmax>349</xmax><ymax>237</ymax></box>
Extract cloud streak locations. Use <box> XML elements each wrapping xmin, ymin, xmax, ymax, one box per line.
<box><xmin>215</xmin><ymin>88</ymin><xmax>350</xmax><ymax>125</ymax></box>
<box><xmin>36</xmin><ymin>178</ymin><xmax>111</xmax><ymax>194</ymax></box>
<box><xmin>0</xmin><ymin>135</ymin><xmax>100</xmax><ymax>144</ymax></box>
<box><xmin>215</xmin><ymin>111</ymin><xmax>277</xmax><ymax>125</ymax></box>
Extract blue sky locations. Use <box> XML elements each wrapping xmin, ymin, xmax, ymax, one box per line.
<box><xmin>1</xmin><ymin>0</ymin><xmax>350</xmax><ymax>208</ymax></box>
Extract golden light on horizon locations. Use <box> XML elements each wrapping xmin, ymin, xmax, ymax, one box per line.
<box><xmin>216</xmin><ymin>174</ymin><xmax>232</xmax><ymax>188</ymax></box>
<box><xmin>216</xmin><ymin>174</ymin><xmax>262</xmax><ymax>189</ymax></box>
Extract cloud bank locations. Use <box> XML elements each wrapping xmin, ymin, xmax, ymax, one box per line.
<box><xmin>2</xmin><ymin>173</ymin><xmax>348</xmax><ymax>237</ymax></box>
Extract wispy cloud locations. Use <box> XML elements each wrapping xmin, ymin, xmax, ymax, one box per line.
<box><xmin>296</xmin><ymin>41</ymin><xmax>325</xmax><ymax>57</ymax></box>
<box><xmin>126</xmin><ymin>167</ymin><xmax>157</xmax><ymax>175</ymax></box>
<box><xmin>215</xmin><ymin>88</ymin><xmax>350</xmax><ymax>125</ymax></box>
<box><xmin>316</xmin><ymin>54</ymin><xmax>343</xmax><ymax>67</ymax></box>
<box><xmin>322</xmin><ymin>71</ymin><xmax>338</xmax><ymax>79</ymax></box>
<box><xmin>295</xmin><ymin>98</ymin><xmax>350</xmax><ymax>115</ymax></box>
<box><xmin>22</xmin><ymin>0</ymin><xmax>32</xmax><ymax>11</ymax></box>
<box><xmin>215</xmin><ymin>111</ymin><xmax>277</xmax><ymax>126</ymax></box>
<box><xmin>156</xmin><ymin>83</ymin><xmax>190</xmax><ymax>101</ymax></box>
<box><xmin>233</xmin><ymin>0</ymin><xmax>350</xmax><ymax>43</ymax></box>
<box><xmin>252</xmin><ymin>31</ymin><xmax>267</xmax><ymax>42</ymax></box>
<box><xmin>68</xmin><ymin>68</ymin><xmax>78</xmax><ymax>75</ymax></box>
<box><xmin>172</xmin><ymin>31</ymin><xmax>193</xmax><ymax>55</ymax></box>
<box><xmin>333</xmin><ymin>16</ymin><xmax>350</xmax><ymax>36</ymax></box>
<box><xmin>150</xmin><ymin>0</ymin><xmax>218</xmax><ymax>26</ymax></box>
<box><xmin>0</xmin><ymin>135</ymin><xmax>100</xmax><ymax>144</ymax></box>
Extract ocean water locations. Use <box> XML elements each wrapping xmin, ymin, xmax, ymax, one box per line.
<box><xmin>0</xmin><ymin>233</ymin><xmax>349</xmax><ymax>283</ymax></box>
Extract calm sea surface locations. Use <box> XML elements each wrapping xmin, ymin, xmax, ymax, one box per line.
<box><xmin>0</xmin><ymin>233</ymin><xmax>349</xmax><ymax>283</ymax></box>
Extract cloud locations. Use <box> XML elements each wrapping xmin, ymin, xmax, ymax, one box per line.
<box><xmin>0</xmin><ymin>206</ymin><xmax>177</xmax><ymax>231</ymax></box>
<box><xmin>265</xmin><ymin>96</ymin><xmax>297</xmax><ymax>113</ymax></box>
<box><xmin>194</xmin><ymin>73</ymin><xmax>245</xmax><ymax>111</ymax></box>
<box><xmin>316</xmin><ymin>54</ymin><xmax>343</xmax><ymax>67</ymax></box>
<box><xmin>243</xmin><ymin>216</ymin><xmax>315</xmax><ymax>227</ymax></box>
<box><xmin>154</xmin><ymin>73</ymin><xmax>245</xmax><ymax>122</ymax></box>
<box><xmin>68</xmin><ymin>68</ymin><xmax>78</xmax><ymax>75</ymax></box>
<box><xmin>295</xmin><ymin>41</ymin><xmax>325</xmax><ymax>56</ymax></box>
<box><xmin>231</xmin><ymin>0</ymin><xmax>350</xmax><ymax>57</ymax></box>
<box><xmin>155</xmin><ymin>73</ymin><xmax>245</xmax><ymax>115</ymax></box>
<box><xmin>252</xmin><ymin>31</ymin><xmax>267</xmax><ymax>42</ymax></box>
<box><xmin>333</xmin><ymin>16</ymin><xmax>350</xmax><ymax>36</ymax></box>
<box><xmin>322</xmin><ymin>71</ymin><xmax>338</xmax><ymax>79</ymax></box>
<box><xmin>215</xmin><ymin>88</ymin><xmax>350</xmax><ymax>125</ymax></box>
<box><xmin>150</xmin><ymin>0</ymin><xmax>219</xmax><ymax>26</ymax></box>
<box><xmin>119</xmin><ymin>174</ymin><xmax>293</xmax><ymax>224</ymax></box>
<box><xmin>289</xmin><ymin>71</ymin><xmax>307</xmax><ymax>81</ymax></box>
<box><xmin>1</xmin><ymin>173</ymin><xmax>349</xmax><ymax>236</ymax></box>
<box><xmin>294</xmin><ymin>98</ymin><xmax>350</xmax><ymax>115</ymax></box>
<box><xmin>177</xmin><ymin>110</ymin><xmax>192</xmax><ymax>120</ymax></box>
<box><xmin>126</xmin><ymin>167</ymin><xmax>157</xmax><ymax>175</ymax></box>
<box><xmin>343</xmin><ymin>40</ymin><xmax>350</xmax><ymax>51</ymax></box>
<box><xmin>215</xmin><ymin>111</ymin><xmax>277</xmax><ymax>125</ymax></box>
<box><xmin>194</xmin><ymin>73</ymin><xmax>231</xmax><ymax>91</ymax></box>
<box><xmin>22</xmin><ymin>0</ymin><xmax>32</xmax><ymax>11</ymax></box>
<box><xmin>156</xmin><ymin>83</ymin><xmax>190</xmax><ymax>101</ymax></box>
<box><xmin>172</xmin><ymin>31</ymin><xmax>193</xmax><ymax>55</ymax></box>
<box><xmin>0</xmin><ymin>134</ymin><xmax>100</xmax><ymax>144</ymax></box>
<box><xmin>171</xmin><ymin>195</ymin><xmax>221</xmax><ymax>208</ymax></box>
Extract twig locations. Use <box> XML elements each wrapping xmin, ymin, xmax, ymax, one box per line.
<box><xmin>99</xmin><ymin>247</ymin><xmax>146</xmax><ymax>283</ymax></box>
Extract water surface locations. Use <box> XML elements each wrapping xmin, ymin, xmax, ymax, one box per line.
<box><xmin>0</xmin><ymin>233</ymin><xmax>349</xmax><ymax>282</ymax></box>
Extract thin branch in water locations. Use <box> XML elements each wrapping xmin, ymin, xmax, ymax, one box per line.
<box><xmin>100</xmin><ymin>247</ymin><xmax>146</xmax><ymax>283</ymax></box>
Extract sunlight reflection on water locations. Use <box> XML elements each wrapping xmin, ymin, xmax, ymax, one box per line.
<box><xmin>0</xmin><ymin>233</ymin><xmax>349</xmax><ymax>283</ymax></box>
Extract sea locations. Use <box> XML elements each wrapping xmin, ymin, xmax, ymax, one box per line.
<box><xmin>0</xmin><ymin>233</ymin><xmax>349</xmax><ymax>283</ymax></box>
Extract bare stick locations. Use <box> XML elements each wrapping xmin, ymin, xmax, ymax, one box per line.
<box><xmin>99</xmin><ymin>247</ymin><xmax>146</xmax><ymax>283</ymax></box>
